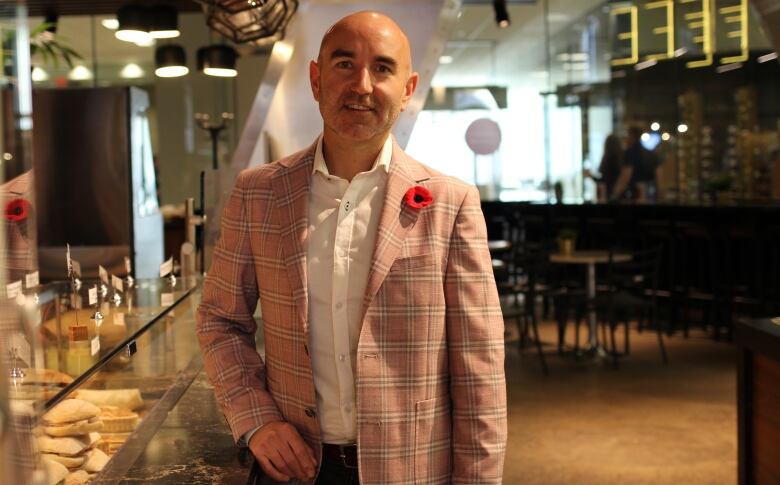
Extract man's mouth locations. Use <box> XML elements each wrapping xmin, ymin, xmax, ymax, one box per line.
<box><xmin>344</xmin><ymin>104</ymin><xmax>372</xmax><ymax>111</ymax></box>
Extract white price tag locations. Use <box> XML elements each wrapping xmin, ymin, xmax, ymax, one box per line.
<box><xmin>71</xmin><ymin>259</ymin><xmax>82</xmax><ymax>278</ymax></box>
<box><xmin>25</xmin><ymin>271</ymin><xmax>39</xmax><ymax>289</ymax></box>
<box><xmin>160</xmin><ymin>257</ymin><xmax>173</xmax><ymax>277</ymax></box>
<box><xmin>112</xmin><ymin>275</ymin><xmax>123</xmax><ymax>292</ymax></box>
<box><xmin>99</xmin><ymin>265</ymin><xmax>109</xmax><ymax>284</ymax></box>
<box><xmin>91</xmin><ymin>336</ymin><xmax>100</xmax><ymax>356</ymax></box>
<box><xmin>6</xmin><ymin>280</ymin><xmax>22</xmax><ymax>299</ymax></box>
<box><xmin>124</xmin><ymin>256</ymin><xmax>132</xmax><ymax>273</ymax></box>
<box><xmin>161</xmin><ymin>292</ymin><xmax>175</xmax><ymax>307</ymax></box>
<box><xmin>114</xmin><ymin>312</ymin><xmax>125</xmax><ymax>326</ymax></box>
<box><xmin>66</xmin><ymin>243</ymin><xmax>72</xmax><ymax>274</ymax></box>
<box><xmin>88</xmin><ymin>286</ymin><xmax>98</xmax><ymax>306</ymax></box>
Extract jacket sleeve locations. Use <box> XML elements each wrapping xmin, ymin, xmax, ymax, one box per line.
<box><xmin>196</xmin><ymin>170</ymin><xmax>283</xmax><ymax>443</ymax></box>
<box><xmin>445</xmin><ymin>185</ymin><xmax>507</xmax><ymax>484</ymax></box>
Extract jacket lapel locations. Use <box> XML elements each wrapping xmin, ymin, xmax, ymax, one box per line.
<box><xmin>271</xmin><ymin>142</ymin><xmax>316</xmax><ymax>329</ymax></box>
<box><xmin>362</xmin><ymin>140</ymin><xmax>428</xmax><ymax>317</ymax></box>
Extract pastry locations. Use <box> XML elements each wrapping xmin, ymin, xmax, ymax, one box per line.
<box><xmin>81</xmin><ymin>448</ymin><xmax>109</xmax><ymax>473</ymax></box>
<box><xmin>99</xmin><ymin>406</ymin><xmax>138</xmax><ymax>433</ymax></box>
<box><xmin>37</xmin><ymin>434</ymin><xmax>94</xmax><ymax>457</ymax></box>
<box><xmin>41</xmin><ymin>452</ymin><xmax>86</xmax><ymax>469</ymax></box>
<box><xmin>44</xmin><ymin>417</ymin><xmax>104</xmax><ymax>437</ymax></box>
<box><xmin>64</xmin><ymin>469</ymin><xmax>91</xmax><ymax>485</ymax></box>
<box><xmin>43</xmin><ymin>399</ymin><xmax>100</xmax><ymax>426</ymax></box>
<box><xmin>41</xmin><ymin>456</ymin><xmax>69</xmax><ymax>485</ymax></box>
<box><xmin>75</xmin><ymin>388</ymin><xmax>144</xmax><ymax>411</ymax></box>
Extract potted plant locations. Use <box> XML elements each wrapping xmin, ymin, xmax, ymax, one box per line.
<box><xmin>557</xmin><ymin>228</ymin><xmax>577</xmax><ymax>256</ymax></box>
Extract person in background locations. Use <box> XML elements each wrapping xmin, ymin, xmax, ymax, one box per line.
<box><xmin>196</xmin><ymin>11</ymin><xmax>506</xmax><ymax>485</ymax></box>
<box><xmin>584</xmin><ymin>134</ymin><xmax>622</xmax><ymax>201</ymax></box>
<box><xmin>610</xmin><ymin>124</ymin><xmax>662</xmax><ymax>201</ymax></box>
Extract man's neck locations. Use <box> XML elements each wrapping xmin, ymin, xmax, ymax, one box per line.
<box><xmin>321</xmin><ymin>131</ymin><xmax>389</xmax><ymax>182</ymax></box>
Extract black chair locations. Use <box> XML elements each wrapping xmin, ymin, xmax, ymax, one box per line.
<box><xmin>595</xmin><ymin>246</ymin><xmax>667</xmax><ymax>368</ymax></box>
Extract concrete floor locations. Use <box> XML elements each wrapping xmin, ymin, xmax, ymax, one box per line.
<box><xmin>502</xmin><ymin>320</ymin><xmax>737</xmax><ymax>484</ymax></box>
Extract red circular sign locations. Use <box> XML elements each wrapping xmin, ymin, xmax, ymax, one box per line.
<box><xmin>465</xmin><ymin>118</ymin><xmax>501</xmax><ymax>155</ymax></box>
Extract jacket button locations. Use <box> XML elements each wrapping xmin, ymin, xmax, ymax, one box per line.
<box><xmin>305</xmin><ymin>408</ymin><xmax>316</xmax><ymax>418</ymax></box>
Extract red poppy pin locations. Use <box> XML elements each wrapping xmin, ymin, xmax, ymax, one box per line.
<box><xmin>5</xmin><ymin>198</ymin><xmax>30</xmax><ymax>222</ymax></box>
<box><xmin>404</xmin><ymin>186</ymin><xmax>433</xmax><ymax>209</ymax></box>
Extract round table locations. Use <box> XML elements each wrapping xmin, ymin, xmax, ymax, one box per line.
<box><xmin>549</xmin><ymin>250</ymin><xmax>631</xmax><ymax>351</ymax></box>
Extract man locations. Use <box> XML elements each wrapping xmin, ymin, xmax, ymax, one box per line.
<box><xmin>197</xmin><ymin>11</ymin><xmax>506</xmax><ymax>484</ymax></box>
<box><xmin>610</xmin><ymin>124</ymin><xmax>662</xmax><ymax>201</ymax></box>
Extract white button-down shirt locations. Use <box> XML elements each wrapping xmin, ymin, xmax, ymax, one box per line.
<box><xmin>306</xmin><ymin>135</ymin><xmax>391</xmax><ymax>444</ymax></box>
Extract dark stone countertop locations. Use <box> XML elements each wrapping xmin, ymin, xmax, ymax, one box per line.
<box><xmin>119</xmin><ymin>372</ymin><xmax>253</xmax><ymax>484</ymax></box>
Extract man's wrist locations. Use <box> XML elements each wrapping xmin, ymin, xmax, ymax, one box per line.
<box><xmin>239</xmin><ymin>425</ymin><xmax>263</xmax><ymax>447</ymax></box>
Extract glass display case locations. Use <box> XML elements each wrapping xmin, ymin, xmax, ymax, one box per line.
<box><xmin>5</xmin><ymin>275</ymin><xmax>202</xmax><ymax>485</ymax></box>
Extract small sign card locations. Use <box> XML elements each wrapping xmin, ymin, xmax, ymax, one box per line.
<box><xmin>25</xmin><ymin>271</ymin><xmax>39</xmax><ymax>289</ymax></box>
<box><xmin>159</xmin><ymin>257</ymin><xmax>173</xmax><ymax>277</ymax></box>
<box><xmin>91</xmin><ymin>336</ymin><xmax>100</xmax><ymax>356</ymax></box>
<box><xmin>71</xmin><ymin>259</ymin><xmax>82</xmax><ymax>278</ymax></box>
<box><xmin>161</xmin><ymin>292</ymin><xmax>175</xmax><ymax>307</ymax></box>
<box><xmin>88</xmin><ymin>286</ymin><xmax>98</xmax><ymax>306</ymax></box>
<box><xmin>114</xmin><ymin>312</ymin><xmax>125</xmax><ymax>326</ymax></box>
<box><xmin>125</xmin><ymin>256</ymin><xmax>132</xmax><ymax>273</ymax></box>
<box><xmin>99</xmin><ymin>265</ymin><xmax>109</xmax><ymax>284</ymax></box>
<box><xmin>6</xmin><ymin>281</ymin><xmax>22</xmax><ymax>300</ymax></box>
<box><xmin>112</xmin><ymin>275</ymin><xmax>123</xmax><ymax>292</ymax></box>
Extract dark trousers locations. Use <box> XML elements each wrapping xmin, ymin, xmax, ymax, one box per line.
<box><xmin>250</xmin><ymin>457</ymin><xmax>359</xmax><ymax>485</ymax></box>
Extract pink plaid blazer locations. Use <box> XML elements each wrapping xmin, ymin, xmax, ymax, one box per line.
<box><xmin>197</xmin><ymin>139</ymin><xmax>507</xmax><ymax>484</ymax></box>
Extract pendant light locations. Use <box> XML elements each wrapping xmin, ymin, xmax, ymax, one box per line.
<box><xmin>197</xmin><ymin>45</ymin><xmax>238</xmax><ymax>77</ymax></box>
<box><xmin>149</xmin><ymin>4</ymin><xmax>180</xmax><ymax>39</ymax></box>
<box><xmin>155</xmin><ymin>44</ymin><xmax>189</xmax><ymax>77</ymax></box>
<box><xmin>115</xmin><ymin>5</ymin><xmax>151</xmax><ymax>44</ymax></box>
<box><xmin>195</xmin><ymin>0</ymin><xmax>298</xmax><ymax>44</ymax></box>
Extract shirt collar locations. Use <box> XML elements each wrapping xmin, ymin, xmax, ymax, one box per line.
<box><xmin>313</xmin><ymin>134</ymin><xmax>393</xmax><ymax>177</ymax></box>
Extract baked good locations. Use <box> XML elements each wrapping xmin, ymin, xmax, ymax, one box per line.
<box><xmin>41</xmin><ymin>456</ymin><xmax>69</xmax><ymax>485</ymax></box>
<box><xmin>99</xmin><ymin>406</ymin><xmax>138</xmax><ymax>433</ymax></box>
<box><xmin>41</xmin><ymin>452</ymin><xmax>86</xmax><ymax>469</ymax></box>
<box><xmin>97</xmin><ymin>432</ymin><xmax>131</xmax><ymax>454</ymax></box>
<box><xmin>21</xmin><ymin>368</ymin><xmax>74</xmax><ymax>386</ymax></box>
<box><xmin>64</xmin><ymin>469</ymin><xmax>91</xmax><ymax>485</ymax></box>
<box><xmin>75</xmin><ymin>388</ymin><xmax>144</xmax><ymax>411</ymax></box>
<box><xmin>81</xmin><ymin>448</ymin><xmax>109</xmax><ymax>473</ymax></box>
<box><xmin>43</xmin><ymin>399</ymin><xmax>100</xmax><ymax>426</ymax></box>
<box><xmin>37</xmin><ymin>434</ymin><xmax>94</xmax><ymax>457</ymax></box>
<box><xmin>44</xmin><ymin>417</ymin><xmax>104</xmax><ymax>437</ymax></box>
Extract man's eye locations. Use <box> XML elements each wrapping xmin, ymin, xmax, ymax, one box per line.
<box><xmin>376</xmin><ymin>65</ymin><xmax>392</xmax><ymax>74</ymax></box>
<box><xmin>336</xmin><ymin>61</ymin><xmax>352</xmax><ymax>68</ymax></box>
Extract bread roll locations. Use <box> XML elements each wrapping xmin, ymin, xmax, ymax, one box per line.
<box><xmin>41</xmin><ymin>452</ymin><xmax>86</xmax><ymax>469</ymax></box>
<box><xmin>99</xmin><ymin>406</ymin><xmax>138</xmax><ymax>433</ymax></box>
<box><xmin>64</xmin><ymin>469</ymin><xmax>91</xmax><ymax>485</ymax></box>
<box><xmin>41</xmin><ymin>456</ymin><xmax>69</xmax><ymax>485</ymax></box>
<box><xmin>37</xmin><ymin>434</ymin><xmax>93</xmax><ymax>456</ymax></box>
<box><xmin>43</xmin><ymin>399</ymin><xmax>100</xmax><ymax>425</ymax></box>
<box><xmin>75</xmin><ymin>389</ymin><xmax>144</xmax><ymax>411</ymax></box>
<box><xmin>82</xmin><ymin>448</ymin><xmax>109</xmax><ymax>473</ymax></box>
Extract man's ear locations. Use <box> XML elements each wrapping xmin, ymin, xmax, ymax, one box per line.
<box><xmin>309</xmin><ymin>60</ymin><xmax>321</xmax><ymax>102</ymax></box>
<box><xmin>399</xmin><ymin>71</ymin><xmax>419</xmax><ymax>111</ymax></box>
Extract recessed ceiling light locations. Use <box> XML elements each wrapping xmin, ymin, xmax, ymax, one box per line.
<box><xmin>439</xmin><ymin>55</ymin><xmax>453</xmax><ymax>64</ymax></box>
<box><xmin>677</xmin><ymin>123</ymin><xmax>688</xmax><ymax>133</ymax></box>
<box><xmin>68</xmin><ymin>65</ymin><xmax>92</xmax><ymax>81</ymax></box>
<box><xmin>661</xmin><ymin>132</ymin><xmax>671</xmax><ymax>141</ymax></box>
<box><xmin>758</xmin><ymin>52</ymin><xmax>778</xmax><ymax>63</ymax></box>
<box><xmin>32</xmin><ymin>66</ymin><xmax>49</xmax><ymax>82</ymax></box>
<box><xmin>651</xmin><ymin>122</ymin><xmax>660</xmax><ymax>131</ymax></box>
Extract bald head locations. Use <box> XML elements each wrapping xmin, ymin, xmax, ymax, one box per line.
<box><xmin>318</xmin><ymin>11</ymin><xmax>413</xmax><ymax>75</ymax></box>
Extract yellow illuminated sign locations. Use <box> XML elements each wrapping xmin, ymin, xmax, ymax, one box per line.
<box><xmin>644</xmin><ymin>0</ymin><xmax>675</xmax><ymax>61</ymax></box>
<box><xmin>719</xmin><ymin>0</ymin><xmax>749</xmax><ymax>64</ymax></box>
<box><xmin>682</xmin><ymin>0</ymin><xmax>713</xmax><ymax>68</ymax></box>
<box><xmin>610</xmin><ymin>6</ymin><xmax>639</xmax><ymax>66</ymax></box>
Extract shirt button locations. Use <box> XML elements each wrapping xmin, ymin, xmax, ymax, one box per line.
<box><xmin>305</xmin><ymin>408</ymin><xmax>316</xmax><ymax>418</ymax></box>
<box><xmin>339</xmin><ymin>354</ymin><xmax>346</xmax><ymax>362</ymax></box>
<box><xmin>335</xmin><ymin>302</ymin><xmax>343</xmax><ymax>310</ymax></box>
<box><xmin>344</xmin><ymin>404</ymin><xmax>352</xmax><ymax>412</ymax></box>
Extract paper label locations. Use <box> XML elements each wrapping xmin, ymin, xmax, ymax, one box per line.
<box><xmin>161</xmin><ymin>292</ymin><xmax>175</xmax><ymax>307</ymax></box>
<box><xmin>91</xmin><ymin>336</ymin><xmax>100</xmax><ymax>356</ymax></box>
<box><xmin>71</xmin><ymin>259</ymin><xmax>81</xmax><ymax>278</ymax></box>
<box><xmin>125</xmin><ymin>256</ymin><xmax>132</xmax><ymax>273</ymax></box>
<box><xmin>88</xmin><ymin>286</ymin><xmax>98</xmax><ymax>306</ymax></box>
<box><xmin>112</xmin><ymin>275</ymin><xmax>123</xmax><ymax>292</ymax></box>
<box><xmin>66</xmin><ymin>243</ymin><xmax>71</xmax><ymax>274</ymax></box>
<box><xmin>99</xmin><ymin>265</ymin><xmax>109</xmax><ymax>284</ymax></box>
<box><xmin>114</xmin><ymin>312</ymin><xmax>125</xmax><ymax>326</ymax></box>
<box><xmin>6</xmin><ymin>280</ymin><xmax>22</xmax><ymax>299</ymax></box>
<box><xmin>25</xmin><ymin>271</ymin><xmax>39</xmax><ymax>289</ymax></box>
<box><xmin>160</xmin><ymin>257</ymin><xmax>173</xmax><ymax>277</ymax></box>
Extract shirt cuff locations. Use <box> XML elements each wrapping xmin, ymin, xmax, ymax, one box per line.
<box><xmin>238</xmin><ymin>425</ymin><xmax>263</xmax><ymax>447</ymax></box>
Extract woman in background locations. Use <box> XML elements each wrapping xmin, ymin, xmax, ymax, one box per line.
<box><xmin>584</xmin><ymin>134</ymin><xmax>622</xmax><ymax>201</ymax></box>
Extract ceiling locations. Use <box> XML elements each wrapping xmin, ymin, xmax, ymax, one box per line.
<box><xmin>23</xmin><ymin>0</ymin><xmax>201</xmax><ymax>17</ymax></box>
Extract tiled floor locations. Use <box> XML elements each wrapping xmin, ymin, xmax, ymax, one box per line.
<box><xmin>502</xmin><ymin>319</ymin><xmax>737</xmax><ymax>484</ymax></box>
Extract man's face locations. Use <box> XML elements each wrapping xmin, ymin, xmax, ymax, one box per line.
<box><xmin>310</xmin><ymin>17</ymin><xmax>418</xmax><ymax>143</ymax></box>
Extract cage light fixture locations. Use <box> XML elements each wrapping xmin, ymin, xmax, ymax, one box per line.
<box><xmin>493</xmin><ymin>0</ymin><xmax>510</xmax><ymax>28</ymax></box>
<box><xmin>195</xmin><ymin>0</ymin><xmax>298</xmax><ymax>44</ymax></box>
<box><xmin>155</xmin><ymin>44</ymin><xmax>189</xmax><ymax>77</ymax></box>
<box><xmin>197</xmin><ymin>45</ymin><xmax>238</xmax><ymax>77</ymax></box>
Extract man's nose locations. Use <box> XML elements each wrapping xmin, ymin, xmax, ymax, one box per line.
<box><xmin>351</xmin><ymin>67</ymin><xmax>373</xmax><ymax>94</ymax></box>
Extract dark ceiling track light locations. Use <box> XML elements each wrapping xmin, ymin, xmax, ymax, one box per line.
<box><xmin>116</xmin><ymin>4</ymin><xmax>151</xmax><ymax>43</ymax></box>
<box><xmin>149</xmin><ymin>4</ymin><xmax>180</xmax><ymax>39</ymax></box>
<box><xmin>197</xmin><ymin>45</ymin><xmax>238</xmax><ymax>77</ymax></box>
<box><xmin>195</xmin><ymin>0</ymin><xmax>298</xmax><ymax>44</ymax></box>
<box><xmin>155</xmin><ymin>44</ymin><xmax>188</xmax><ymax>77</ymax></box>
<box><xmin>493</xmin><ymin>0</ymin><xmax>510</xmax><ymax>29</ymax></box>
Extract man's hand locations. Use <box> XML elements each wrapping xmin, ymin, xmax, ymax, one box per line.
<box><xmin>248</xmin><ymin>421</ymin><xmax>318</xmax><ymax>482</ymax></box>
